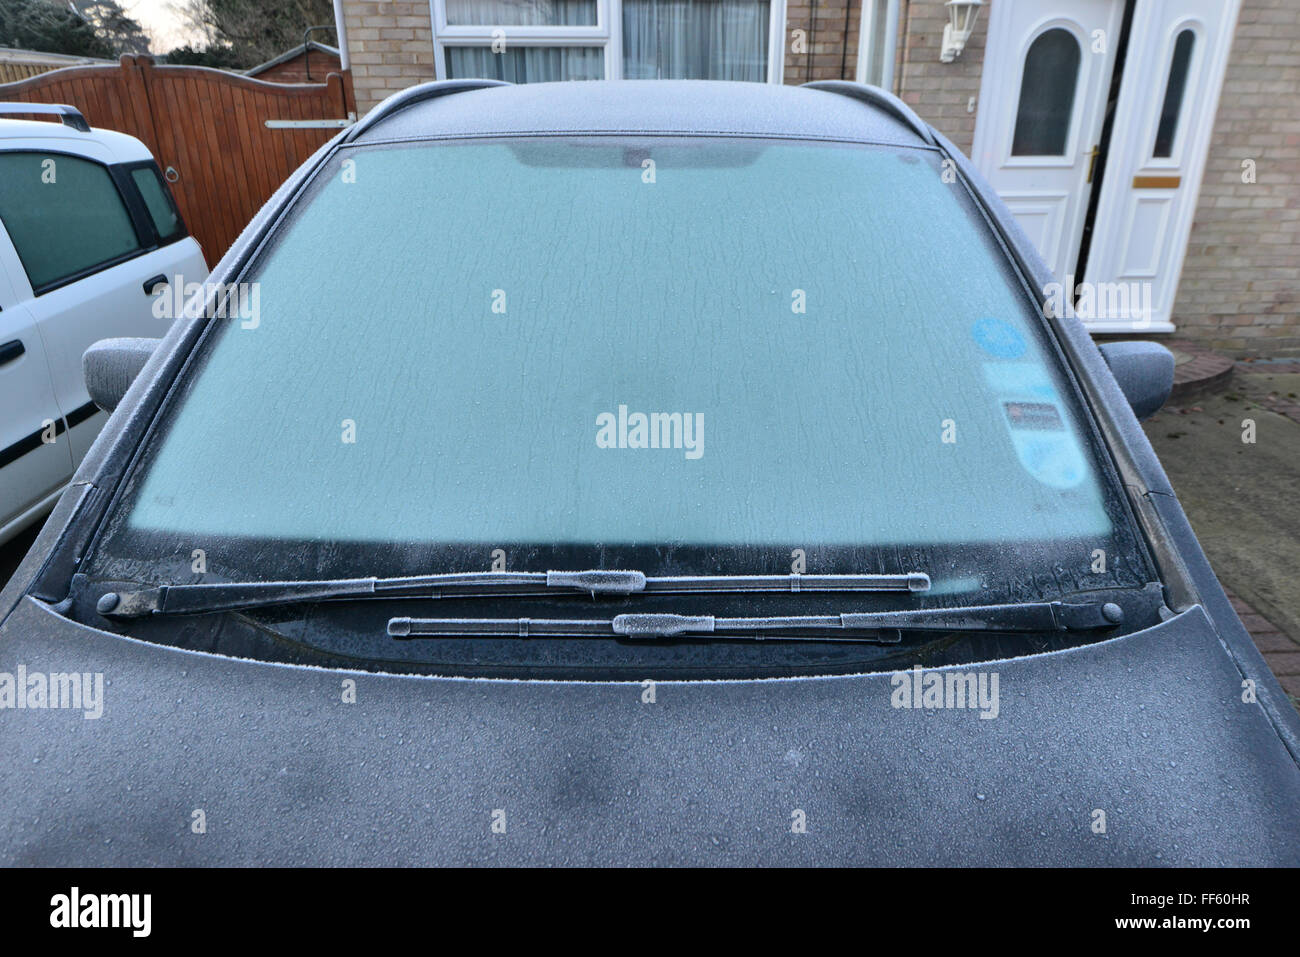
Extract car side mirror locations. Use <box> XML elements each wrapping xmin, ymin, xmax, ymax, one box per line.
<box><xmin>1097</xmin><ymin>341</ymin><xmax>1175</xmax><ymax>421</ymax></box>
<box><xmin>83</xmin><ymin>338</ymin><xmax>161</xmax><ymax>413</ymax></box>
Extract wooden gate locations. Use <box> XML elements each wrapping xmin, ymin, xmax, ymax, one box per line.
<box><xmin>0</xmin><ymin>54</ymin><xmax>352</xmax><ymax>261</ymax></box>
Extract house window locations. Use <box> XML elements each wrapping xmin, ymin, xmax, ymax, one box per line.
<box><xmin>431</xmin><ymin>0</ymin><xmax>784</xmax><ymax>82</ymax></box>
<box><xmin>446</xmin><ymin>45</ymin><xmax>605</xmax><ymax>81</ymax></box>
<box><xmin>1152</xmin><ymin>29</ymin><xmax>1195</xmax><ymax>158</ymax></box>
<box><xmin>622</xmin><ymin>0</ymin><xmax>770</xmax><ymax>81</ymax></box>
<box><xmin>445</xmin><ymin>0</ymin><xmax>597</xmax><ymax>25</ymax></box>
<box><xmin>1011</xmin><ymin>28</ymin><xmax>1081</xmax><ymax>157</ymax></box>
<box><xmin>855</xmin><ymin>0</ymin><xmax>899</xmax><ymax>90</ymax></box>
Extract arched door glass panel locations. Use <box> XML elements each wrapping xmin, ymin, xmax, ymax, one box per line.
<box><xmin>1011</xmin><ymin>29</ymin><xmax>1082</xmax><ymax>156</ymax></box>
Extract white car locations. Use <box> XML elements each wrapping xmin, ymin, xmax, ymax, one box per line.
<box><xmin>0</xmin><ymin>103</ymin><xmax>206</xmax><ymax>545</ymax></box>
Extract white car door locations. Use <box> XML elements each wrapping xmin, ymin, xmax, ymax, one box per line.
<box><xmin>0</xmin><ymin>142</ymin><xmax>206</xmax><ymax>467</ymax></box>
<box><xmin>0</xmin><ymin>227</ymin><xmax>72</xmax><ymax>540</ymax></box>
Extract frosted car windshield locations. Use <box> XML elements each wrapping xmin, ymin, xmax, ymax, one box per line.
<box><xmin>89</xmin><ymin>137</ymin><xmax>1150</xmax><ymax>596</ymax></box>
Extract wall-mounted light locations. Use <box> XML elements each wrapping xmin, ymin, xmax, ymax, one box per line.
<box><xmin>940</xmin><ymin>0</ymin><xmax>984</xmax><ymax>63</ymax></box>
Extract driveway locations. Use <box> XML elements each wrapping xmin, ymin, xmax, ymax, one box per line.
<box><xmin>1143</xmin><ymin>362</ymin><xmax>1300</xmax><ymax>707</ymax></box>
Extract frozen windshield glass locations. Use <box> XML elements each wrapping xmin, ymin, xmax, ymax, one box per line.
<box><xmin>89</xmin><ymin>138</ymin><xmax>1149</xmax><ymax>597</ymax></box>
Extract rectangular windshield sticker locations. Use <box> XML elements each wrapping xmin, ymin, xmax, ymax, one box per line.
<box><xmin>983</xmin><ymin>363</ymin><xmax>1086</xmax><ymax>489</ymax></box>
<box><xmin>1003</xmin><ymin>401</ymin><xmax>1065</xmax><ymax>431</ymax></box>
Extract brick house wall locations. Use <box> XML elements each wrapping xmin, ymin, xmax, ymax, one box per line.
<box><xmin>894</xmin><ymin>0</ymin><xmax>987</xmax><ymax>154</ymax></box>
<box><xmin>337</xmin><ymin>0</ymin><xmax>1298</xmax><ymax>355</ymax></box>
<box><xmin>342</xmin><ymin>0</ymin><xmax>437</xmax><ymax>115</ymax></box>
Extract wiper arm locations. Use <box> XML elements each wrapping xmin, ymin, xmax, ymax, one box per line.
<box><xmin>95</xmin><ymin>569</ymin><xmax>930</xmax><ymax>619</ymax></box>
<box><xmin>388</xmin><ymin>599</ymin><xmax>1126</xmax><ymax>642</ymax></box>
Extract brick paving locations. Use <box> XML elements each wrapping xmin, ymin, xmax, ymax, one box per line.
<box><xmin>1168</xmin><ymin>339</ymin><xmax>1236</xmax><ymax>399</ymax></box>
<box><xmin>1095</xmin><ymin>336</ymin><xmax>1238</xmax><ymax>399</ymax></box>
<box><xmin>1226</xmin><ymin>587</ymin><xmax>1300</xmax><ymax>710</ymax></box>
<box><xmin>1146</xmin><ymin>344</ymin><xmax>1300</xmax><ymax>712</ymax></box>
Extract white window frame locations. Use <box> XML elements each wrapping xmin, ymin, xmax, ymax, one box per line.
<box><xmin>430</xmin><ymin>0</ymin><xmax>786</xmax><ymax>83</ymax></box>
<box><xmin>854</xmin><ymin>0</ymin><xmax>899</xmax><ymax>91</ymax></box>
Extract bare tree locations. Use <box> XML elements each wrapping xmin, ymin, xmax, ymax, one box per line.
<box><xmin>171</xmin><ymin>0</ymin><xmax>337</xmax><ymax>68</ymax></box>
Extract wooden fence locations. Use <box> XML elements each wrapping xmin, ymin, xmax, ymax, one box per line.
<box><xmin>0</xmin><ymin>54</ymin><xmax>353</xmax><ymax>260</ymax></box>
<box><xmin>0</xmin><ymin>62</ymin><xmax>59</xmax><ymax>84</ymax></box>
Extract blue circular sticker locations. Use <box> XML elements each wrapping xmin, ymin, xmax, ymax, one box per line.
<box><xmin>972</xmin><ymin>318</ymin><xmax>1027</xmax><ymax>360</ymax></box>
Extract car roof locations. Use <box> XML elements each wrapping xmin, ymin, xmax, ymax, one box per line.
<box><xmin>350</xmin><ymin>79</ymin><xmax>937</xmax><ymax>149</ymax></box>
<box><xmin>0</xmin><ymin>117</ymin><xmax>154</xmax><ymax>164</ymax></box>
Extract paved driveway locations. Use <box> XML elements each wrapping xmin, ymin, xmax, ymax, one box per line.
<box><xmin>1143</xmin><ymin>363</ymin><xmax>1300</xmax><ymax>707</ymax></box>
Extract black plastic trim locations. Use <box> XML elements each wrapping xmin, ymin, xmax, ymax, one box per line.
<box><xmin>0</xmin><ymin>417</ymin><xmax>65</xmax><ymax>469</ymax></box>
<box><xmin>342</xmin><ymin>79</ymin><xmax>510</xmax><ymax>143</ymax></box>
<box><xmin>0</xmin><ymin>338</ymin><xmax>23</xmax><ymax>366</ymax></box>
<box><xmin>65</xmin><ymin>400</ymin><xmax>101</xmax><ymax>429</ymax></box>
<box><xmin>801</xmin><ymin>81</ymin><xmax>938</xmax><ymax>146</ymax></box>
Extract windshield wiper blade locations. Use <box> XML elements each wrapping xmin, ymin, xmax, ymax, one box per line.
<box><xmin>387</xmin><ymin>599</ymin><xmax>1126</xmax><ymax>641</ymax></box>
<box><xmin>95</xmin><ymin>569</ymin><xmax>930</xmax><ymax>620</ymax></box>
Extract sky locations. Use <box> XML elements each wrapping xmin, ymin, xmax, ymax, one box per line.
<box><xmin>121</xmin><ymin>0</ymin><xmax>205</xmax><ymax>52</ymax></box>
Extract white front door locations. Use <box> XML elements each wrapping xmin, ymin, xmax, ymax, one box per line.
<box><xmin>971</xmin><ymin>0</ymin><xmax>1124</xmax><ymax>282</ymax></box>
<box><xmin>1085</xmin><ymin>0</ymin><xmax>1243</xmax><ymax>331</ymax></box>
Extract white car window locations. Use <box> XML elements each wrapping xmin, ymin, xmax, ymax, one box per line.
<box><xmin>129</xmin><ymin>165</ymin><xmax>184</xmax><ymax>243</ymax></box>
<box><xmin>0</xmin><ymin>151</ymin><xmax>141</xmax><ymax>292</ymax></box>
